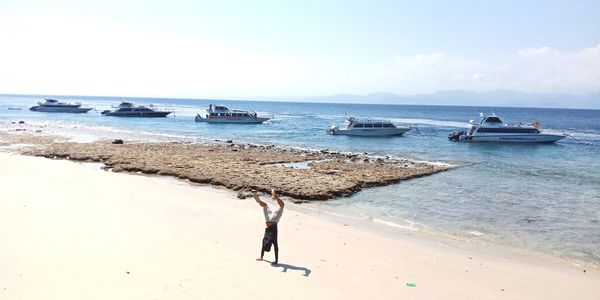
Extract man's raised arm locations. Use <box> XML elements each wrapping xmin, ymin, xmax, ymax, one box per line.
<box><xmin>253</xmin><ymin>191</ymin><xmax>267</xmax><ymax>207</ymax></box>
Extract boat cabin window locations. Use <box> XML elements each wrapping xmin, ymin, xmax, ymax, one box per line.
<box><xmin>353</xmin><ymin>124</ymin><xmax>364</xmax><ymax>128</ymax></box>
<box><xmin>477</xmin><ymin>127</ymin><xmax>540</xmax><ymax>133</ymax></box>
<box><xmin>484</xmin><ymin>117</ymin><xmax>502</xmax><ymax>123</ymax></box>
<box><xmin>375</xmin><ymin>123</ymin><xmax>383</xmax><ymax>128</ymax></box>
<box><xmin>382</xmin><ymin>123</ymin><xmax>394</xmax><ymax>128</ymax></box>
<box><xmin>364</xmin><ymin>124</ymin><xmax>374</xmax><ymax>128</ymax></box>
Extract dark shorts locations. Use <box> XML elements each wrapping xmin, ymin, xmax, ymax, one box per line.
<box><xmin>262</xmin><ymin>224</ymin><xmax>278</xmax><ymax>252</ymax></box>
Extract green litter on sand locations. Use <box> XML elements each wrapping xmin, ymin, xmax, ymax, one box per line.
<box><xmin>406</xmin><ymin>283</ymin><xmax>416</xmax><ymax>287</ymax></box>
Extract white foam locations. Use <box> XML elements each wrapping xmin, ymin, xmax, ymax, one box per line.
<box><xmin>388</xmin><ymin>118</ymin><xmax>469</xmax><ymax>128</ymax></box>
<box><xmin>542</xmin><ymin>129</ymin><xmax>600</xmax><ymax>141</ymax></box>
<box><xmin>467</xmin><ymin>230</ymin><xmax>484</xmax><ymax>237</ymax></box>
<box><xmin>373</xmin><ymin>218</ymin><xmax>420</xmax><ymax>231</ymax></box>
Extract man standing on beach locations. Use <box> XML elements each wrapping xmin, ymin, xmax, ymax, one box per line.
<box><xmin>254</xmin><ymin>189</ymin><xmax>284</xmax><ymax>265</ymax></box>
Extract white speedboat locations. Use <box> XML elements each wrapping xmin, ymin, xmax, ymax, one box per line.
<box><xmin>195</xmin><ymin>104</ymin><xmax>271</xmax><ymax>124</ymax></box>
<box><xmin>327</xmin><ymin>117</ymin><xmax>412</xmax><ymax>136</ymax></box>
<box><xmin>448</xmin><ymin>113</ymin><xmax>566</xmax><ymax>143</ymax></box>
<box><xmin>29</xmin><ymin>98</ymin><xmax>93</xmax><ymax>113</ymax></box>
<box><xmin>101</xmin><ymin>101</ymin><xmax>171</xmax><ymax>117</ymax></box>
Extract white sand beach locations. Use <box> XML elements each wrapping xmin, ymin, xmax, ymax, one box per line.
<box><xmin>1</xmin><ymin>152</ymin><xmax>598</xmax><ymax>299</ymax></box>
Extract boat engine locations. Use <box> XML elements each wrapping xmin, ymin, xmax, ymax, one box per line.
<box><xmin>326</xmin><ymin>125</ymin><xmax>339</xmax><ymax>134</ymax></box>
<box><xmin>448</xmin><ymin>131</ymin><xmax>464</xmax><ymax>141</ymax></box>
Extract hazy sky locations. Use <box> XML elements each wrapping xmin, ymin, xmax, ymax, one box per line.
<box><xmin>0</xmin><ymin>0</ymin><xmax>599</xmax><ymax>99</ymax></box>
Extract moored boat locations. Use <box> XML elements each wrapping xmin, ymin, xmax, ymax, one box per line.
<box><xmin>194</xmin><ymin>104</ymin><xmax>271</xmax><ymax>124</ymax></box>
<box><xmin>29</xmin><ymin>98</ymin><xmax>93</xmax><ymax>113</ymax></box>
<box><xmin>327</xmin><ymin>117</ymin><xmax>412</xmax><ymax>136</ymax></box>
<box><xmin>101</xmin><ymin>102</ymin><xmax>171</xmax><ymax>117</ymax></box>
<box><xmin>448</xmin><ymin>113</ymin><xmax>566</xmax><ymax>143</ymax></box>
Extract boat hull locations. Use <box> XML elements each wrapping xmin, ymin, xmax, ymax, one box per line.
<box><xmin>459</xmin><ymin>134</ymin><xmax>566</xmax><ymax>143</ymax></box>
<box><xmin>331</xmin><ymin>127</ymin><xmax>411</xmax><ymax>136</ymax></box>
<box><xmin>29</xmin><ymin>106</ymin><xmax>93</xmax><ymax>113</ymax></box>
<box><xmin>102</xmin><ymin>111</ymin><xmax>171</xmax><ymax>117</ymax></box>
<box><xmin>195</xmin><ymin>116</ymin><xmax>270</xmax><ymax>124</ymax></box>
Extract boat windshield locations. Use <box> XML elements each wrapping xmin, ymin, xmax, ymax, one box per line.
<box><xmin>483</xmin><ymin>116</ymin><xmax>503</xmax><ymax>124</ymax></box>
<box><xmin>119</xmin><ymin>102</ymin><xmax>134</xmax><ymax>108</ymax></box>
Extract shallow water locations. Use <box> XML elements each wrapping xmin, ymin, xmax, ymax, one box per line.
<box><xmin>1</xmin><ymin>95</ymin><xmax>599</xmax><ymax>263</ymax></box>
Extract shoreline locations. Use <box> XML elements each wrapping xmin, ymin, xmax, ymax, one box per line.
<box><xmin>1</xmin><ymin>152</ymin><xmax>599</xmax><ymax>299</ymax></box>
<box><xmin>121</xmin><ymin>167</ymin><xmax>600</xmax><ymax>271</ymax></box>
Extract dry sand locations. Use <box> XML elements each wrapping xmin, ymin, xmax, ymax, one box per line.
<box><xmin>1</xmin><ymin>152</ymin><xmax>598</xmax><ymax>299</ymax></box>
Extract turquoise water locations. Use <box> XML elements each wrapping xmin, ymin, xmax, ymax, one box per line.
<box><xmin>1</xmin><ymin>95</ymin><xmax>599</xmax><ymax>263</ymax></box>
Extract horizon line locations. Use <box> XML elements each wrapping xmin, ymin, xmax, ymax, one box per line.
<box><xmin>1</xmin><ymin>91</ymin><xmax>599</xmax><ymax>111</ymax></box>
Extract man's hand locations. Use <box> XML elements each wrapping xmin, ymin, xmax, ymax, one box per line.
<box><xmin>272</xmin><ymin>189</ymin><xmax>284</xmax><ymax>208</ymax></box>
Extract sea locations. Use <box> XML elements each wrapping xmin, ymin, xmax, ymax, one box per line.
<box><xmin>1</xmin><ymin>95</ymin><xmax>599</xmax><ymax>265</ymax></box>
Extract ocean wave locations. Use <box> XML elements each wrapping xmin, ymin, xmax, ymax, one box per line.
<box><xmin>542</xmin><ymin>129</ymin><xmax>600</xmax><ymax>142</ymax></box>
<box><xmin>372</xmin><ymin>218</ymin><xmax>422</xmax><ymax>231</ymax></box>
<box><xmin>135</xmin><ymin>130</ymin><xmax>200</xmax><ymax>140</ymax></box>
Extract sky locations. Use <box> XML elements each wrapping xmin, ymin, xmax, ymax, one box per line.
<box><xmin>0</xmin><ymin>0</ymin><xmax>599</xmax><ymax>102</ymax></box>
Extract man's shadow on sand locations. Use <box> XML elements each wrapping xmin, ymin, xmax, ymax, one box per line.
<box><xmin>263</xmin><ymin>260</ymin><xmax>311</xmax><ymax>277</ymax></box>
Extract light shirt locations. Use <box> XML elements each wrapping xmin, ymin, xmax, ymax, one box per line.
<box><xmin>263</xmin><ymin>205</ymin><xmax>284</xmax><ymax>223</ymax></box>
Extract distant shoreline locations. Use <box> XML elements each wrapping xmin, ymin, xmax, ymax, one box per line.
<box><xmin>2</xmin><ymin>92</ymin><xmax>599</xmax><ymax>110</ymax></box>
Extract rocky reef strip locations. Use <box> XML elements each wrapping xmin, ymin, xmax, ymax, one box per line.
<box><xmin>1</xmin><ymin>131</ymin><xmax>451</xmax><ymax>200</ymax></box>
